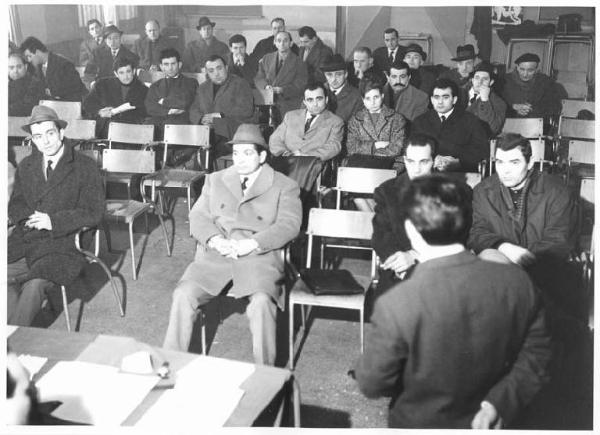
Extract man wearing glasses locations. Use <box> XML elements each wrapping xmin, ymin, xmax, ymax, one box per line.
<box><xmin>7</xmin><ymin>106</ymin><xmax>104</xmax><ymax>326</ymax></box>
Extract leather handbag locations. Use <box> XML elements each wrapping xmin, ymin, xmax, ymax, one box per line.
<box><xmin>299</xmin><ymin>269</ymin><xmax>364</xmax><ymax>295</ymax></box>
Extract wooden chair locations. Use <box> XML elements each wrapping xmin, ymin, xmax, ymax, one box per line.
<box><xmin>142</xmin><ymin>124</ymin><xmax>210</xmax><ymax>234</ymax></box>
<box><xmin>39</xmin><ymin>100</ymin><xmax>82</xmax><ymax>120</ymax></box>
<box><xmin>102</xmin><ymin>149</ymin><xmax>172</xmax><ymax>280</ymax></box>
<box><xmin>334</xmin><ymin>166</ymin><xmax>396</xmax><ymax>210</ymax></box>
<box><xmin>560</xmin><ymin>99</ymin><xmax>595</xmax><ymax>118</ymax></box>
<box><xmin>8</xmin><ymin>116</ymin><xmax>32</xmax><ymax>147</ymax></box>
<box><xmin>288</xmin><ymin>208</ymin><xmax>377</xmax><ymax>370</ymax></box>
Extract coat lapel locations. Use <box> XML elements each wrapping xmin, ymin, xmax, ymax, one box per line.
<box><xmin>242</xmin><ymin>165</ymin><xmax>274</xmax><ymax>203</ymax></box>
<box><xmin>222</xmin><ymin>166</ymin><xmax>243</xmax><ymax>201</ymax></box>
<box><xmin>41</xmin><ymin>144</ymin><xmax>75</xmax><ymax>198</ymax></box>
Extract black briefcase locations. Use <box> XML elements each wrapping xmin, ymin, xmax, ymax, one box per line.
<box><xmin>299</xmin><ymin>269</ymin><xmax>364</xmax><ymax>296</ymax></box>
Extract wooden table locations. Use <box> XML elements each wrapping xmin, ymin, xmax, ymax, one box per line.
<box><xmin>8</xmin><ymin>327</ymin><xmax>299</xmax><ymax>427</ymax></box>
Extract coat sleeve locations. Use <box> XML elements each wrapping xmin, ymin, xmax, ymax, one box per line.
<box><xmin>372</xmin><ymin>184</ymin><xmax>402</xmax><ymax>261</ymax></box>
<box><xmin>460</xmin><ymin>114</ymin><xmax>490</xmax><ymax>172</ymax></box>
<box><xmin>188</xmin><ymin>87</ymin><xmax>206</xmax><ymax>125</ymax></box>
<box><xmin>484</xmin><ymin>296</ymin><xmax>552</xmax><ymax>425</ymax></box>
<box><xmin>307</xmin><ymin>116</ymin><xmax>343</xmax><ymax>161</ymax></box>
<box><xmin>8</xmin><ymin>165</ymin><xmax>35</xmax><ymax>225</ymax></box>
<box><xmin>79</xmin><ymin>41</ymin><xmax>92</xmax><ymax>66</ymax></box>
<box><xmin>467</xmin><ymin>184</ymin><xmax>506</xmax><ymax>253</ymax></box>
<box><xmin>82</xmin><ymin>81</ymin><xmax>104</xmax><ymax>116</ymax></box>
<box><xmin>281</xmin><ymin>60</ymin><xmax>307</xmax><ymax>99</ymax></box>
<box><xmin>188</xmin><ymin>174</ymin><xmax>224</xmax><ymax>246</ymax></box>
<box><xmin>254</xmin><ymin>58</ymin><xmax>268</xmax><ymax>90</ymax></box>
<box><xmin>144</xmin><ymin>82</ymin><xmax>169</xmax><ymax>117</ymax></box>
<box><xmin>54</xmin><ymin>59</ymin><xmax>87</xmax><ymax>100</ymax></box>
<box><xmin>228</xmin><ymin>79</ymin><xmax>255</xmax><ymax>121</ymax></box>
<box><xmin>473</xmin><ymin>95</ymin><xmax>507</xmax><ymax>137</ymax></box>
<box><xmin>251</xmin><ymin>178</ymin><xmax>302</xmax><ymax>251</ymax></box>
<box><xmin>346</xmin><ymin>117</ymin><xmax>373</xmax><ymax>155</ymax></box>
<box><xmin>9</xmin><ymin>77</ymin><xmax>46</xmax><ymax>117</ymax></box>
<box><xmin>182</xmin><ymin>43</ymin><xmax>198</xmax><ymax>73</ymax></box>
<box><xmin>268</xmin><ymin>115</ymin><xmax>289</xmax><ymax>156</ymax></box>
<box><xmin>48</xmin><ymin>160</ymin><xmax>105</xmax><ymax>237</ymax></box>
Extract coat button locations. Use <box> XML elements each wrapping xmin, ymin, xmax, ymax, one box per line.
<box><xmin>257</xmin><ymin>216</ymin><xmax>263</xmax><ymax>220</ymax></box>
<box><xmin>220</xmin><ymin>204</ymin><xmax>225</xmax><ymax>209</ymax></box>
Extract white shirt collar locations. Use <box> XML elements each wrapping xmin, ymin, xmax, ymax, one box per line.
<box><xmin>305</xmin><ymin>111</ymin><xmax>321</xmax><ymax>123</ymax></box>
<box><xmin>240</xmin><ymin>165</ymin><xmax>263</xmax><ymax>194</ymax></box>
<box><xmin>332</xmin><ymin>83</ymin><xmax>345</xmax><ymax>95</ymax></box>
<box><xmin>438</xmin><ymin>107</ymin><xmax>454</xmax><ymax>120</ymax></box>
<box><xmin>468</xmin><ymin>87</ymin><xmax>477</xmax><ymax>100</ymax></box>
<box><xmin>43</xmin><ymin>145</ymin><xmax>65</xmax><ymax>176</ymax></box>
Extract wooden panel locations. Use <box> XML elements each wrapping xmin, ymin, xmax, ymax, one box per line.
<box><xmin>502</xmin><ymin>118</ymin><xmax>544</xmax><ymax>138</ymax></box>
<box><xmin>560</xmin><ymin>118</ymin><xmax>595</xmax><ymax>140</ymax></box>
<box><xmin>64</xmin><ymin>119</ymin><xmax>96</xmax><ymax>140</ymax></box>
<box><xmin>102</xmin><ymin>149</ymin><xmax>156</xmax><ymax>174</ymax></box>
<box><xmin>336</xmin><ymin>167</ymin><xmax>396</xmax><ymax>194</ymax></box>
<box><xmin>164</xmin><ymin>124</ymin><xmax>209</xmax><ymax>147</ymax></box>
<box><xmin>561</xmin><ymin>99</ymin><xmax>595</xmax><ymax>118</ymax></box>
<box><xmin>108</xmin><ymin>122</ymin><xmax>155</xmax><ymax>145</ymax></box>
<box><xmin>568</xmin><ymin>140</ymin><xmax>595</xmax><ymax>165</ymax></box>
<box><xmin>307</xmin><ymin>208</ymin><xmax>374</xmax><ymax>240</ymax></box>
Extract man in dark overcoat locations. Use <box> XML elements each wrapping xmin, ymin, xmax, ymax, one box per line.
<box><xmin>8</xmin><ymin>106</ymin><xmax>105</xmax><ymax>326</ymax></box>
<box><xmin>163</xmin><ymin>124</ymin><xmax>302</xmax><ymax>365</ymax></box>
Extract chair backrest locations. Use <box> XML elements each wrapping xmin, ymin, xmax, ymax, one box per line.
<box><xmin>164</xmin><ymin>124</ymin><xmax>210</xmax><ymax>147</ymax></box>
<box><xmin>8</xmin><ymin>116</ymin><xmax>30</xmax><ymax>139</ymax></box>
<box><xmin>559</xmin><ymin>118</ymin><xmax>595</xmax><ymax>140</ymax></box>
<box><xmin>336</xmin><ymin>167</ymin><xmax>397</xmax><ymax>195</ymax></box>
<box><xmin>107</xmin><ymin>122</ymin><xmax>155</xmax><ymax>147</ymax></box>
<box><xmin>13</xmin><ymin>146</ymin><xmax>33</xmax><ymax>165</ymax></box>
<box><xmin>580</xmin><ymin>178</ymin><xmax>594</xmax><ymax>205</ymax></box>
<box><xmin>39</xmin><ymin>100</ymin><xmax>82</xmax><ymax>120</ymax></box>
<box><xmin>121</xmin><ymin>33</ymin><xmax>141</xmax><ymax>50</ymax></box>
<box><xmin>64</xmin><ymin>119</ymin><xmax>96</xmax><ymax>140</ymax></box>
<box><xmin>501</xmin><ymin>118</ymin><xmax>543</xmax><ymax>138</ymax></box>
<box><xmin>307</xmin><ymin>208</ymin><xmax>374</xmax><ymax>240</ymax></box>
<box><xmin>182</xmin><ymin>72</ymin><xmax>207</xmax><ymax>86</ymax></box>
<box><xmin>568</xmin><ymin>140</ymin><xmax>595</xmax><ymax>165</ymax></box>
<box><xmin>102</xmin><ymin>149</ymin><xmax>156</xmax><ymax>173</ymax></box>
<box><xmin>561</xmin><ymin>99</ymin><xmax>595</xmax><ymax>118</ymax></box>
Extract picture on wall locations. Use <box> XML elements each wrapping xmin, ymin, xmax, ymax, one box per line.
<box><xmin>492</xmin><ymin>6</ymin><xmax>523</xmax><ymax>26</ymax></box>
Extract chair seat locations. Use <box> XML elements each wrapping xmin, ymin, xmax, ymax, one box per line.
<box><xmin>143</xmin><ymin>169</ymin><xmax>206</xmax><ymax>188</ymax></box>
<box><xmin>322</xmin><ymin>237</ymin><xmax>371</xmax><ymax>249</ymax></box>
<box><xmin>105</xmin><ymin>171</ymin><xmax>142</xmax><ymax>184</ymax></box>
<box><xmin>104</xmin><ymin>200</ymin><xmax>151</xmax><ymax>223</ymax></box>
<box><xmin>289</xmin><ymin>274</ymin><xmax>370</xmax><ymax>309</ymax></box>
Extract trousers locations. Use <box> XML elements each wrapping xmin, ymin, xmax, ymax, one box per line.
<box><xmin>163</xmin><ymin>279</ymin><xmax>278</xmax><ymax>365</ymax></box>
<box><xmin>7</xmin><ymin>258</ymin><xmax>54</xmax><ymax>326</ymax></box>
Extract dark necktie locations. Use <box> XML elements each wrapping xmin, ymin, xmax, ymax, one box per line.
<box><xmin>440</xmin><ymin>115</ymin><xmax>446</xmax><ymax>123</ymax></box>
<box><xmin>304</xmin><ymin>114</ymin><xmax>316</xmax><ymax>133</ymax></box>
<box><xmin>112</xmin><ymin>50</ymin><xmax>118</xmax><ymax>59</ymax></box>
<box><xmin>46</xmin><ymin>160</ymin><xmax>53</xmax><ymax>180</ymax></box>
<box><xmin>470</xmin><ymin>95</ymin><xmax>477</xmax><ymax>106</ymax></box>
<box><xmin>276</xmin><ymin>58</ymin><xmax>283</xmax><ymax>75</ymax></box>
<box><xmin>389</xmin><ymin>51</ymin><xmax>394</xmax><ymax>64</ymax></box>
<box><xmin>241</xmin><ymin>177</ymin><xmax>249</xmax><ymax>193</ymax></box>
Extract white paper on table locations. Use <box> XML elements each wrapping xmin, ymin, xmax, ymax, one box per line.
<box><xmin>110</xmin><ymin>102</ymin><xmax>135</xmax><ymax>116</ymax></box>
<box><xmin>36</xmin><ymin>361</ymin><xmax>159</xmax><ymax>425</ymax></box>
<box><xmin>17</xmin><ymin>355</ymin><xmax>48</xmax><ymax>379</ymax></box>
<box><xmin>136</xmin><ymin>356</ymin><xmax>254</xmax><ymax>428</ymax></box>
<box><xmin>7</xmin><ymin>325</ymin><xmax>18</xmax><ymax>337</ymax></box>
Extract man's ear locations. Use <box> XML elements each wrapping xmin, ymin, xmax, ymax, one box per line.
<box><xmin>452</xmin><ymin>96</ymin><xmax>458</xmax><ymax>106</ymax></box>
<box><xmin>527</xmin><ymin>157</ymin><xmax>535</xmax><ymax>170</ymax></box>
<box><xmin>259</xmin><ymin>150</ymin><xmax>267</xmax><ymax>164</ymax></box>
<box><xmin>489</xmin><ymin>79</ymin><xmax>495</xmax><ymax>87</ymax></box>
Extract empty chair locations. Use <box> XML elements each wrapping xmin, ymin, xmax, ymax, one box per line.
<box><xmin>558</xmin><ymin>118</ymin><xmax>595</xmax><ymax>141</ymax></box>
<box><xmin>102</xmin><ymin>148</ymin><xmax>172</xmax><ymax>280</ymax></box>
<box><xmin>566</xmin><ymin>140</ymin><xmax>595</xmax><ymax>185</ymax></box>
<box><xmin>560</xmin><ymin>99</ymin><xmax>595</xmax><ymax>118</ymax></box>
<box><xmin>334</xmin><ymin>166</ymin><xmax>396</xmax><ymax>210</ymax></box>
<box><xmin>39</xmin><ymin>100</ymin><xmax>82</xmax><ymax>120</ymax></box>
<box><xmin>8</xmin><ymin>116</ymin><xmax>32</xmax><ymax>147</ymax></box>
<box><xmin>502</xmin><ymin>117</ymin><xmax>544</xmax><ymax>139</ymax></box>
<box><xmin>64</xmin><ymin>119</ymin><xmax>97</xmax><ymax>141</ymax></box>
<box><xmin>106</xmin><ymin>122</ymin><xmax>155</xmax><ymax>149</ymax></box>
<box><xmin>288</xmin><ymin>208</ymin><xmax>377</xmax><ymax>369</ymax></box>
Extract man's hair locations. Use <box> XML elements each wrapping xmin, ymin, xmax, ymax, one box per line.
<box><xmin>358</xmin><ymin>76</ymin><xmax>384</xmax><ymax>97</ymax></box>
<box><xmin>495</xmin><ymin>133</ymin><xmax>532</xmax><ymax>163</ymax></box>
<box><xmin>431</xmin><ymin>78</ymin><xmax>459</xmax><ymax>98</ymax></box>
<box><xmin>402</xmin><ymin>175</ymin><xmax>472</xmax><ymax>245</ymax></box>
<box><xmin>298</xmin><ymin>26</ymin><xmax>316</xmax><ymax>39</ymax></box>
<box><xmin>87</xmin><ymin>19</ymin><xmax>102</xmax><ymax>29</ymax></box>
<box><xmin>146</xmin><ymin>19</ymin><xmax>160</xmax><ymax>28</ymax></box>
<box><xmin>304</xmin><ymin>81</ymin><xmax>327</xmax><ymax>96</ymax></box>
<box><xmin>404</xmin><ymin>133</ymin><xmax>438</xmax><ymax>158</ymax></box>
<box><xmin>388</xmin><ymin>59</ymin><xmax>410</xmax><ymax>75</ymax></box>
<box><xmin>353</xmin><ymin>46</ymin><xmax>372</xmax><ymax>58</ymax></box>
<box><xmin>229</xmin><ymin>34</ymin><xmax>247</xmax><ymax>47</ymax></box>
<box><xmin>20</xmin><ymin>37</ymin><xmax>47</xmax><ymax>54</ymax></box>
<box><xmin>160</xmin><ymin>48</ymin><xmax>181</xmax><ymax>63</ymax></box>
<box><xmin>275</xmin><ymin>30</ymin><xmax>292</xmax><ymax>41</ymax></box>
<box><xmin>9</xmin><ymin>51</ymin><xmax>26</xmax><ymax>64</ymax></box>
<box><xmin>271</xmin><ymin>17</ymin><xmax>285</xmax><ymax>26</ymax></box>
<box><xmin>205</xmin><ymin>54</ymin><xmax>226</xmax><ymax>68</ymax></box>
<box><xmin>383</xmin><ymin>27</ymin><xmax>399</xmax><ymax>38</ymax></box>
<box><xmin>113</xmin><ymin>56</ymin><xmax>136</xmax><ymax>71</ymax></box>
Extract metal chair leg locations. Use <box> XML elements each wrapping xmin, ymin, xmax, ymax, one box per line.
<box><xmin>187</xmin><ymin>186</ymin><xmax>193</xmax><ymax>237</ymax></box>
<box><xmin>61</xmin><ymin>285</ymin><xmax>72</xmax><ymax>332</ymax></box>
<box><xmin>156</xmin><ymin>208</ymin><xmax>172</xmax><ymax>257</ymax></box>
<box><xmin>289</xmin><ymin>301</ymin><xmax>294</xmax><ymax>370</ymax></box>
<box><xmin>293</xmin><ymin>377</ymin><xmax>301</xmax><ymax>428</ymax></box>
<box><xmin>201</xmin><ymin>309</ymin><xmax>207</xmax><ymax>355</ymax></box>
<box><xmin>129</xmin><ymin>220</ymin><xmax>137</xmax><ymax>280</ymax></box>
<box><xmin>360</xmin><ymin>307</ymin><xmax>364</xmax><ymax>354</ymax></box>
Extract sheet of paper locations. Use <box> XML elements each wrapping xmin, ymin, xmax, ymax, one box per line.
<box><xmin>111</xmin><ymin>102</ymin><xmax>135</xmax><ymax>116</ymax></box>
<box><xmin>17</xmin><ymin>355</ymin><xmax>47</xmax><ymax>379</ymax></box>
<box><xmin>7</xmin><ymin>325</ymin><xmax>18</xmax><ymax>337</ymax></box>
<box><xmin>36</xmin><ymin>361</ymin><xmax>158</xmax><ymax>425</ymax></box>
<box><xmin>136</xmin><ymin>356</ymin><xmax>254</xmax><ymax>428</ymax></box>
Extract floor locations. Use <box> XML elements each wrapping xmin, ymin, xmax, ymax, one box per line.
<box><xmin>32</xmin><ymin>192</ymin><xmax>594</xmax><ymax>429</ymax></box>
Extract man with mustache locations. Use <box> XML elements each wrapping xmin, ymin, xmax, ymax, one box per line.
<box><xmin>383</xmin><ymin>59</ymin><xmax>429</xmax><ymax>123</ymax></box>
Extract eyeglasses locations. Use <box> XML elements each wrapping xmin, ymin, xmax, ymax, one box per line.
<box><xmin>32</xmin><ymin>128</ymin><xmax>59</xmax><ymax>141</ymax></box>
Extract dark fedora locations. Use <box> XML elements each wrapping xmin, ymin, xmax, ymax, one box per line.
<box><xmin>404</xmin><ymin>43</ymin><xmax>427</xmax><ymax>61</ymax></box>
<box><xmin>451</xmin><ymin>44</ymin><xmax>478</xmax><ymax>61</ymax></box>
<box><xmin>103</xmin><ymin>25</ymin><xmax>123</xmax><ymax>38</ymax></box>
<box><xmin>22</xmin><ymin>105</ymin><xmax>68</xmax><ymax>134</ymax></box>
<box><xmin>196</xmin><ymin>16</ymin><xmax>216</xmax><ymax>30</ymax></box>
<box><xmin>515</xmin><ymin>53</ymin><xmax>540</xmax><ymax>65</ymax></box>
<box><xmin>321</xmin><ymin>54</ymin><xmax>346</xmax><ymax>72</ymax></box>
<box><xmin>227</xmin><ymin>124</ymin><xmax>268</xmax><ymax>149</ymax></box>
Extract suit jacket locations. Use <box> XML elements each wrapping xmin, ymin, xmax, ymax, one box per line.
<box><xmin>269</xmin><ymin>109</ymin><xmax>343</xmax><ymax>161</ymax></box>
<box><xmin>35</xmin><ymin>52</ymin><xmax>87</xmax><ymax>101</ymax></box>
<box><xmin>189</xmin><ymin>74</ymin><xmax>255</xmax><ymax>139</ymax></box>
<box><xmin>85</xmin><ymin>45</ymin><xmax>139</xmax><ymax>82</ymax></box>
<box><xmin>326</xmin><ymin>83</ymin><xmax>363</xmax><ymax>123</ymax></box>
<box><xmin>180</xmin><ymin>164</ymin><xmax>301</xmax><ymax>305</ymax></box>
<box><xmin>83</xmin><ymin>76</ymin><xmax>148</xmax><ymax>137</ymax></box>
<box><xmin>412</xmin><ymin>108</ymin><xmax>489</xmax><ymax>172</ymax></box>
<box><xmin>373</xmin><ymin>45</ymin><xmax>404</xmax><ymax>73</ymax></box>
<box><xmin>255</xmin><ymin>51</ymin><xmax>308</xmax><ymax>117</ymax></box>
<box><xmin>298</xmin><ymin>37</ymin><xmax>333</xmax><ymax>83</ymax></box>
<box><xmin>409</xmin><ymin>66</ymin><xmax>437</xmax><ymax>96</ymax></box>
<box><xmin>8</xmin><ymin>143</ymin><xmax>105</xmax><ymax>285</ymax></box>
<box><xmin>79</xmin><ymin>37</ymin><xmax>102</xmax><ymax>66</ymax></box>
<box><xmin>356</xmin><ymin>251</ymin><xmax>551</xmax><ymax>428</ymax></box>
<box><xmin>226</xmin><ymin>52</ymin><xmax>258</xmax><ymax>88</ymax></box>
<box><xmin>183</xmin><ymin>37</ymin><xmax>230</xmax><ymax>73</ymax></box>
<box><xmin>346</xmin><ymin>106</ymin><xmax>406</xmax><ymax>158</ymax></box>
<box><xmin>250</xmin><ymin>35</ymin><xmax>299</xmax><ymax>65</ymax></box>
<box><xmin>464</xmin><ymin>86</ymin><xmax>507</xmax><ymax>137</ymax></box>
<box><xmin>134</xmin><ymin>36</ymin><xmax>172</xmax><ymax>70</ymax></box>
<box><xmin>383</xmin><ymin>83</ymin><xmax>429</xmax><ymax>122</ymax></box>
<box><xmin>9</xmin><ymin>74</ymin><xmax>46</xmax><ymax>116</ymax></box>
<box><xmin>145</xmin><ymin>75</ymin><xmax>199</xmax><ymax>124</ymax></box>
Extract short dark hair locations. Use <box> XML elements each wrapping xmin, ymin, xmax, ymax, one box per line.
<box><xmin>271</xmin><ymin>17</ymin><xmax>285</xmax><ymax>26</ymax></box>
<box><xmin>431</xmin><ymin>78</ymin><xmax>459</xmax><ymax>98</ymax></box>
<box><xmin>205</xmin><ymin>54</ymin><xmax>226</xmax><ymax>67</ymax></box>
<box><xmin>358</xmin><ymin>76</ymin><xmax>385</xmax><ymax>97</ymax></box>
<box><xmin>388</xmin><ymin>59</ymin><xmax>410</xmax><ymax>75</ymax></box>
<box><xmin>383</xmin><ymin>28</ymin><xmax>399</xmax><ymax>38</ymax></box>
<box><xmin>228</xmin><ymin>34</ymin><xmax>247</xmax><ymax>47</ymax></box>
<box><xmin>495</xmin><ymin>133</ymin><xmax>532</xmax><ymax>163</ymax></box>
<box><xmin>353</xmin><ymin>46</ymin><xmax>372</xmax><ymax>58</ymax></box>
<box><xmin>304</xmin><ymin>81</ymin><xmax>327</xmax><ymax>97</ymax></box>
<box><xmin>275</xmin><ymin>30</ymin><xmax>292</xmax><ymax>42</ymax></box>
<box><xmin>404</xmin><ymin>133</ymin><xmax>438</xmax><ymax>158</ymax></box>
<box><xmin>160</xmin><ymin>48</ymin><xmax>181</xmax><ymax>63</ymax></box>
<box><xmin>402</xmin><ymin>175</ymin><xmax>472</xmax><ymax>245</ymax></box>
<box><xmin>298</xmin><ymin>26</ymin><xmax>316</xmax><ymax>39</ymax></box>
<box><xmin>87</xmin><ymin>19</ymin><xmax>102</xmax><ymax>29</ymax></box>
<box><xmin>20</xmin><ymin>37</ymin><xmax>47</xmax><ymax>54</ymax></box>
<box><xmin>113</xmin><ymin>56</ymin><xmax>136</xmax><ymax>71</ymax></box>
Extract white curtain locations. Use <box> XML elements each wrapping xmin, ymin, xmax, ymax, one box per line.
<box><xmin>78</xmin><ymin>5</ymin><xmax>104</xmax><ymax>27</ymax></box>
<box><xmin>77</xmin><ymin>5</ymin><xmax>137</xmax><ymax>27</ymax></box>
<box><xmin>9</xmin><ymin>5</ymin><xmax>22</xmax><ymax>44</ymax></box>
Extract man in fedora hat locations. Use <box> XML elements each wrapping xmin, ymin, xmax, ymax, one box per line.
<box><xmin>163</xmin><ymin>124</ymin><xmax>302</xmax><ymax>365</ymax></box>
<box><xmin>20</xmin><ymin>36</ymin><xmax>87</xmax><ymax>102</ymax></box>
<box><xmin>84</xmin><ymin>24</ymin><xmax>139</xmax><ymax>86</ymax></box>
<box><xmin>8</xmin><ymin>106</ymin><xmax>104</xmax><ymax>326</ymax></box>
<box><xmin>441</xmin><ymin>44</ymin><xmax>478</xmax><ymax>88</ymax></box>
<box><xmin>321</xmin><ymin>53</ymin><xmax>363</xmax><ymax>122</ymax></box>
<box><xmin>183</xmin><ymin>16</ymin><xmax>229</xmax><ymax>73</ymax></box>
<box><xmin>403</xmin><ymin>43</ymin><xmax>436</xmax><ymax>96</ymax></box>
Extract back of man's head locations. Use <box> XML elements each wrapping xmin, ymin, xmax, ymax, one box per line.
<box><xmin>402</xmin><ymin>175</ymin><xmax>472</xmax><ymax>246</ymax></box>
